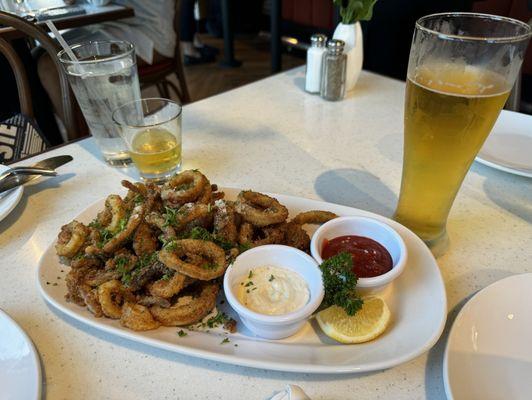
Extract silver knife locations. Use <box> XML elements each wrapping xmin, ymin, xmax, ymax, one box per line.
<box><xmin>0</xmin><ymin>155</ymin><xmax>73</xmax><ymax>194</ymax></box>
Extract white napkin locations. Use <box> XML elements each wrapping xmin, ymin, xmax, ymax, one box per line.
<box><xmin>270</xmin><ymin>385</ymin><xmax>311</xmax><ymax>400</ymax></box>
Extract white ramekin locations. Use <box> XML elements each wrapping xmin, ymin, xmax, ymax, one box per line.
<box><xmin>310</xmin><ymin>216</ymin><xmax>407</xmax><ymax>291</ymax></box>
<box><xmin>223</xmin><ymin>245</ymin><xmax>324</xmax><ymax>340</ymax></box>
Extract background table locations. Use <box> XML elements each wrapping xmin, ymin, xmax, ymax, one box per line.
<box><xmin>1</xmin><ymin>67</ymin><xmax>531</xmax><ymax>399</ymax></box>
<box><xmin>0</xmin><ymin>1</ymin><xmax>134</xmax><ymax>39</ymax></box>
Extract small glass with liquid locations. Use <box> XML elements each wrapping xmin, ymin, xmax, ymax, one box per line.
<box><xmin>112</xmin><ymin>98</ymin><xmax>182</xmax><ymax>182</ymax></box>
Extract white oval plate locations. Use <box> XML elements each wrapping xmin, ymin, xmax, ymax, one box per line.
<box><xmin>0</xmin><ymin>165</ymin><xmax>23</xmax><ymax>222</ymax></box>
<box><xmin>444</xmin><ymin>273</ymin><xmax>532</xmax><ymax>400</ymax></box>
<box><xmin>475</xmin><ymin>110</ymin><xmax>532</xmax><ymax>178</ymax></box>
<box><xmin>37</xmin><ymin>188</ymin><xmax>446</xmax><ymax>374</ymax></box>
<box><xmin>0</xmin><ymin>309</ymin><xmax>42</xmax><ymax>400</ymax></box>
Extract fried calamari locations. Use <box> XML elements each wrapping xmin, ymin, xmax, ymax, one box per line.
<box><xmin>55</xmin><ymin>169</ymin><xmax>337</xmax><ymax>332</ymax></box>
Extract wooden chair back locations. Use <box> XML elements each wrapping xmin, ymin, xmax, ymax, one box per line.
<box><xmin>0</xmin><ymin>11</ymin><xmax>79</xmax><ymax>139</ymax></box>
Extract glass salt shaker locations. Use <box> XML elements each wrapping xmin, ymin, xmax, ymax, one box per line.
<box><xmin>320</xmin><ymin>39</ymin><xmax>347</xmax><ymax>101</ymax></box>
<box><xmin>305</xmin><ymin>34</ymin><xmax>327</xmax><ymax>94</ymax></box>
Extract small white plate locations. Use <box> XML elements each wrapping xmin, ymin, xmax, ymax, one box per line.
<box><xmin>38</xmin><ymin>188</ymin><xmax>447</xmax><ymax>374</ymax></box>
<box><xmin>475</xmin><ymin>110</ymin><xmax>532</xmax><ymax>178</ymax></box>
<box><xmin>0</xmin><ymin>165</ymin><xmax>24</xmax><ymax>222</ymax></box>
<box><xmin>0</xmin><ymin>309</ymin><xmax>42</xmax><ymax>400</ymax></box>
<box><xmin>444</xmin><ymin>273</ymin><xmax>532</xmax><ymax>400</ymax></box>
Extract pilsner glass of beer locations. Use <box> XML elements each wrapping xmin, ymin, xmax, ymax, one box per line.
<box><xmin>394</xmin><ymin>13</ymin><xmax>531</xmax><ymax>254</ymax></box>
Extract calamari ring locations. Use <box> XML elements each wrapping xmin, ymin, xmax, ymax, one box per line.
<box><xmin>161</xmin><ymin>170</ymin><xmax>208</xmax><ymax>207</ymax></box>
<box><xmin>238</xmin><ymin>222</ymin><xmax>285</xmax><ymax>247</ymax></box>
<box><xmin>235</xmin><ymin>190</ymin><xmax>288</xmax><ymax>227</ymax></box>
<box><xmin>150</xmin><ymin>282</ymin><xmax>219</xmax><ymax>326</ymax></box>
<box><xmin>120</xmin><ymin>302</ymin><xmax>160</xmax><ymax>331</ymax></box>
<box><xmin>147</xmin><ymin>272</ymin><xmax>192</xmax><ymax>298</ymax></box>
<box><xmin>97</xmin><ymin>280</ymin><xmax>134</xmax><ymax>319</ymax></box>
<box><xmin>173</xmin><ymin>203</ymin><xmax>212</xmax><ymax>231</ymax></box>
<box><xmin>213</xmin><ymin>200</ymin><xmax>238</xmax><ymax>243</ymax></box>
<box><xmin>158</xmin><ymin>239</ymin><xmax>227</xmax><ymax>280</ymax></box>
<box><xmin>103</xmin><ymin>194</ymin><xmax>155</xmax><ymax>254</ymax></box>
<box><xmin>105</xmin><ymin>195</ymin><xmax>127</xmax><ymax>234</ymax></box>
<box><xmin>291</xmin><ymin>210</ymin><xmax>338</xmax><ymax>225</ymax></box>
<box><xmin>55</xmin><ymin>221</ymin><xmax>90</xmax><ymax>258</ymax></box>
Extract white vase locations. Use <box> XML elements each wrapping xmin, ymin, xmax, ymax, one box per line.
<box><xmin>333</xmin><ymin>22</ymin><xmax>363</xmax><ymax>92</ymax></box>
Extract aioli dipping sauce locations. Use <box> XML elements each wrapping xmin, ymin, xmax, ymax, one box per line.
<box><xmin>234</xmin><ymin>266</ymin><xmax>310</xmax><ymax>315</ymax></box>
<box><xmin>321</xmin><ymin>235</ymin><xmax>393</xmax><ymax>278</ymax></box>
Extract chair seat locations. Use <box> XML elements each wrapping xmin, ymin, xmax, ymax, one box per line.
<box><xmin>138</xmin><ymin>58</ymin><xmax>175</xmax><ymax>78</ymax></box>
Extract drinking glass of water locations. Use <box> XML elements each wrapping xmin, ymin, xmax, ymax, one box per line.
<box><xmin>58</xmin><ymin>41</ymin><xmax>141</xmax><ymax>166</ymax></box>
<box><xmin>112</xmin><ymin>98</ymin><xmax>182</xmax><ymax>182</ymax></box>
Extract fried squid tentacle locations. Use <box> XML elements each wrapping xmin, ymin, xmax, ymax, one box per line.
<box><xmin>291</xmin><ymin>210</ymin><xmax>338</xmax><ymax>225</ymax></box>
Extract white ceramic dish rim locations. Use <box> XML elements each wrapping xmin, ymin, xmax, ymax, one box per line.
<box><xmin>475</xmin><ymin>156</ymin><xmax>532</xmax><ymax>178</ymax></box>
<box><xmin>37</xmin><ymin>188</ymin><xmax>447</xmax><ymax>374</ymax></box>
<box><xmin>223</xmin><ymin>244</ymin><xmax>324</xmax><ymax>324</ymax></box>
<box><xmin>0</xmin><ymin>309</ymin><xmax>42</xmax><ymax>400</ymax></box>
<box><xmin>442</xmin><ymin>273</ymin><xmax>532</xmax><ymax>400</ymax></box>
<box><xmin>310</xmin><ymin>216</ymin><xmax>408</xmax><ymax>288</ymax></box>
<box><xmin>0</xmin><ymin>165</ymin><xmax>24</xmax><ymax>222</ymax></box>
<box><xmin>475</xmin><ymin>110</ymin><xmax>532</xmax><ymax>178</ymax></box>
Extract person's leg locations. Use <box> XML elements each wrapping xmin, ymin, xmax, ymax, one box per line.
<box><xmin>181</xmin><ymin>0</ymin><xmax>214</xmax><ymax>64</ymax></box>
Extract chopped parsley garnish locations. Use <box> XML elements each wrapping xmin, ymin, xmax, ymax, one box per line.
<box><xmin>248</xmin><ymin>270</ymin><xmax>253</xmax><ymax>279</ymax></box>
<box><xmin>121</xmin><ymin>253</ymin><xmax>158</xmax><ymax>286</ymax></box>
<box><xmin>268</xmin><ymin>275</ymin><xmax>275</xmax><ymax>282</ymax></box>
<box><xmin>117</xmin><ymin>217</ymin><xmax>128</xmax><ymax>232</ymax></box>
<box><xmin>319</xmin><ymin>252</ymin><xmax>364</xmax><ymax>316</ymax></box>
<box><xmin>244</xmin><ymin>281</ymin><xmax>254</xmax><ymax>287</ymax></box>
<box><xmin>177</xmin><ymin>330</ymin><xmax>188</xmax><ymax>337</ymax></box>
<box><xmin>163</xmin><ymin>206</ymin><xmax>179</xmax><ymax>227</ymax></box>
<box><xmin>163</xmin><ymin>239</ymin><xmax>179</xmax><ymax>251</ymax></box>
<box><xmin>115</xmin><ymin>256</ymin><xmax>129</xmax><ymax>276</ymax></box>
<box><xmin>161</xmin><ymin>272</ymin><xmax>172</xmax><ymax>281</ymax></box>
<box><xmin>202</xmin><ymin>262</ymin><xmax>218</xmax><ymax>270</ymax></box>
<box><xmin>205</xmin><ymin>312</ymin><xmax>229</xmax><ymax>329</ymax></box>
<box><xmin>220</xmin><ymin>338</ymin><xmax>230</xmax><ymax>345</ymax></box>
<box><xmin>238</xmin><ymin>243</ymin><xmax>251</xmax><ymax>253</ymax></box>
<box><xmin>185</xmin><ymin>227</ymin><xmax>234</xmax><ymax>251</ymax></box>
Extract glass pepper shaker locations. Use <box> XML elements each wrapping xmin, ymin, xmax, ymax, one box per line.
<box><xmin>320</xmin><ymin>39</ymin><xmax>347</xmax><ymax>101</ymax></box>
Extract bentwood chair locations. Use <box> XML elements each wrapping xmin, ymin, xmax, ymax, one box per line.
<box><xmin>0</xmin><ymin>11</ymin><xmax>81</xmax><ymax>140</ymax></box>
<box><xmin>138</xmin><ymin>0</ymin><xmax>191</xmax><ymax>104</ymax></box>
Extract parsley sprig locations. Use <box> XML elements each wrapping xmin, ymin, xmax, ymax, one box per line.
<box><xmin>319</xmin><ymin>252</ymin><xmax>363</xmax><ymax>316</ymax></box>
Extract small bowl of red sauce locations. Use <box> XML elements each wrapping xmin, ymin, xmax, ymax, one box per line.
<box><xmin>310</xmin><ymin>216</ymin><xmax>407</xmax><ymax>290</ymax></box>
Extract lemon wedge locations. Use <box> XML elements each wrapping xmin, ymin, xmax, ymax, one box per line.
<box><xmin>316</xmin><ymin>297</ymin><xmax>390</xmax><ymax>344</ymax></box>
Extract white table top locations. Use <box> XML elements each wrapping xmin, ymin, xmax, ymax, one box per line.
<box><xmin>1</xmin><ymin>67</ymin><xmax>531</xmax><ymax>399</ymax></box>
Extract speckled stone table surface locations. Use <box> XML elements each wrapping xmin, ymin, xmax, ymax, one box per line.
<box><xmin>1</xmin><ymin>67</ymin><xmax>530</xmax><ymax>400</ymax></box>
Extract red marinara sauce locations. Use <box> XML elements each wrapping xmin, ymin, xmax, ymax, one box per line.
<box><xmin>321</xmin><ymin>235</ymin><xmax>393</xmax><ymax>278</ymax></box>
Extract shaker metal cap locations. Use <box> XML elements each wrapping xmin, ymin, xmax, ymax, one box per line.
<box><xmin>326</xmin><ymin>39</ymin><xmax>345</xmax><ymax>53</ymax></box>
<box><xmin>310</xmin><ymin>34</ymin><xmax>327</xmax><ymax>47</ymax></box>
